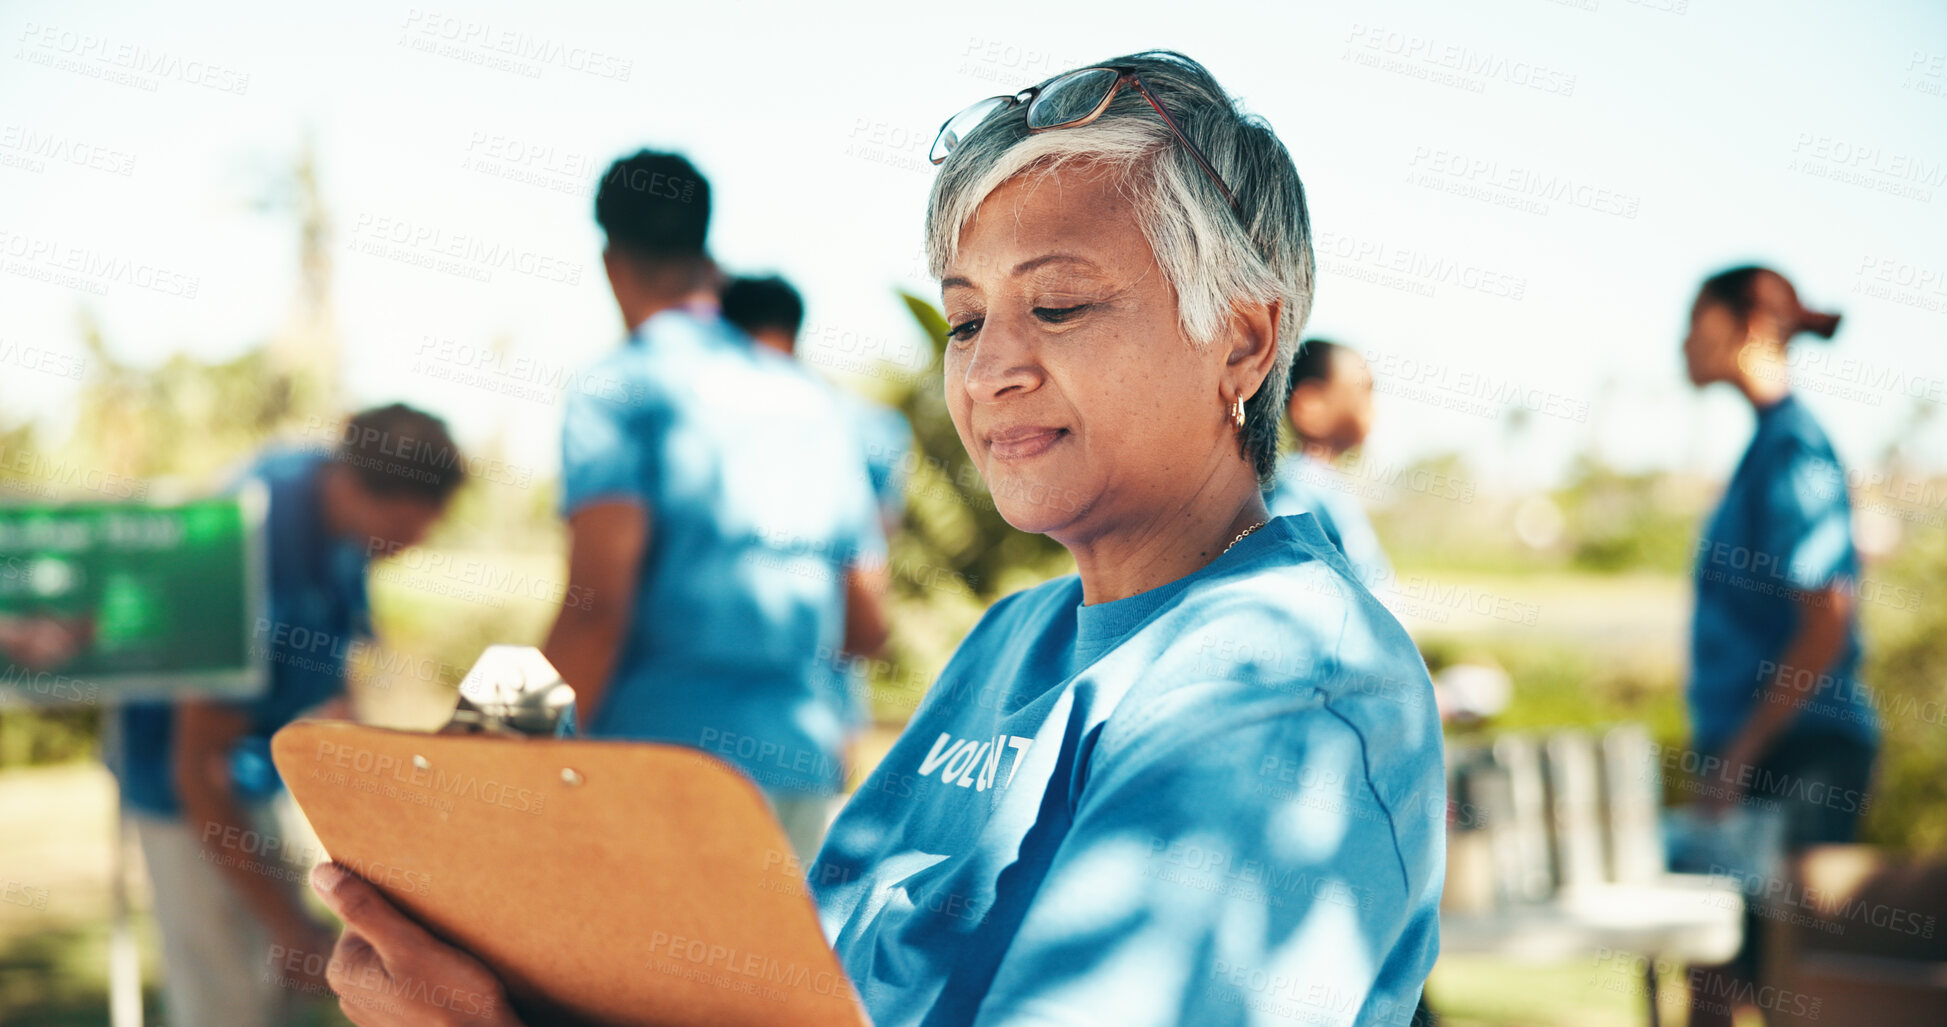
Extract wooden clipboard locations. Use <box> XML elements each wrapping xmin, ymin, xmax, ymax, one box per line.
<box><xmin>272</xmin><ymin>721</ymin><xmax>869</xmax><ymax>1027</ymax></box>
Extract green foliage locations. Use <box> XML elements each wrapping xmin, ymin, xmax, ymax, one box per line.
<box><xmin>1419</xmin><ymin>630</ymin><xmax>1689</xmax><ymax>752</ymax></box>
<box><xmin>1858</xmin><ymin>524</ymin><xmax>1947</xmax><ymax>852</ymax></box>
<box><xmin>1552</xmin><ymin>455</ymin><xmax>1702</xmax><ymax>574</ymax></box>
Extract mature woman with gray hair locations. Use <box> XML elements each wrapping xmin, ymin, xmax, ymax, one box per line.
<box><xmin>311</xmin><ymin>50</ymin><xmax>1444</xmax><ymax>1026</ymax></box>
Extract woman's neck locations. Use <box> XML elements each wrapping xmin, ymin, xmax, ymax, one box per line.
<box><xmin>1062</xmin><ymin>460</ymin><xmax>1270</xmax><ymax>606</ymax></box>
<box><xmin>1731</xmin><ymin>344</ymin><xmax>1791</xmax><ymax>409</ymax></box>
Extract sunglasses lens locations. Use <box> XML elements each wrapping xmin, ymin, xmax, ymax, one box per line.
<box><xmin>930</xmin><ymin>96</ymin><xmax>1012</xmax><ymax>163</ymax></box>
<box><xmin>1026</xmin><ymin>67</ymin><xmax>1120</xmax><ymax>130</ymax></box>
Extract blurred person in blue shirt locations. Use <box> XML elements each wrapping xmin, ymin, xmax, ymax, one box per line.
<box><xmin>721</xmin><ymin>272</ymin><xmax>910</xmax><ymax>751</ymax></box>
<box><xmin>1266</xmin><ymin>338</ymin><xmax>1393</xmax><ymax>587</ymax></box>
<box><xmin>721</xmin><ymin>273</ymin><xmax>915</xmax><ymax>540</ymax></box>
<box><xmin>541</xmin><ymin>152</ymin><xmax>889</xmax><ymax>862</ymax></box>
<box><xmin>117</xmin><ymin>404</ymin><xmax>463</xmax><ymax>1027</ymax></box>
<box><xmin>317</xmin><ymin>52</ymin><xmax>1443</xmax><ymax>1027</ymax></box>
<box><xmin>1680</xmin><ymin>266</ymin><xmax>1880</xmax><ymax>1027</ymax></box>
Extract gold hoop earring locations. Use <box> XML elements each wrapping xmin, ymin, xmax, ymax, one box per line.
<box><xmin>1230</xmin><ymin>397</ymin><xmax>1246</xmax><ymax>430</ymax></box>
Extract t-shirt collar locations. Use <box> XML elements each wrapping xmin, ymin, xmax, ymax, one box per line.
<box><xmin>1073</xmin><ymin>518</ymin><xmax>1288</xmax><ymax>657</ymax></box>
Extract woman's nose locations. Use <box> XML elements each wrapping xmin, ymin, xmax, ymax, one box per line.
<box><xmin>960</xmin><ymin>317</ymin><xmax>1042</xmax><ymax>402</ymax></box>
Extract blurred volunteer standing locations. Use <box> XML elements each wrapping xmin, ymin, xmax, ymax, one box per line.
<box><xmin>1680</xmin><ymin>265</ymin><xmax>1880</xmax><ymax>1027</ymax></box>
<box><xmin>541</xmin><ymin>152</ymin><xmax>887</xmax><ymax>861</ymax></box>
<box><xmin>116</xmin><ymin>405</ymin><xmax>463</xmax><ymax>1027</ymax></box>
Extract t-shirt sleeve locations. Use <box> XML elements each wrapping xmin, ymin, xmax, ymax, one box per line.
<box><xmin>559</xmin><ymin>378</ymin><xmax>659</xmax><ymax>517</ymax></box>
<box><xmin>972</xmin><ymin>696</ymin><xmax>1429</xmax><ymax>1027</ymax></box>
<box><xmin>1759</xmin><ymin>443</ymin><xmax>1854</xmax><ymax>593</ymax></box>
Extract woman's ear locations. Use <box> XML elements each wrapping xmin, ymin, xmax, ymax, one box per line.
<box><xmin>1224</xmin><ymin>299</ymin><xmax>1282</xmax><ymax>403</ymax></box>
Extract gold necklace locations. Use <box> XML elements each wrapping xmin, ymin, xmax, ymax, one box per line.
<box><xmin>1222</xmin><ymin>520</ymin><xmax>1267</xmax><ymax>555</ymax></box>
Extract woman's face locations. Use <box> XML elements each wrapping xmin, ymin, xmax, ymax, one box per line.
<box><xmin>939</xmin><ymin>162</ymin><xmax>1251</xmax><ymax>542</ymax></box>
<box><xmin>1683</xmin><ymin>296</ymin><xmax>1745</xmax><ymax>387</ymax></box>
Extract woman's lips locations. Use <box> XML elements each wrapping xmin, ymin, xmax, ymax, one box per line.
<box><xmin>987</xmin><ymin>427</ymin><xmax>1067</xmax><ymax>461</ymax></box>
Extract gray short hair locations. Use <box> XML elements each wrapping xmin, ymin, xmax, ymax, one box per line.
<box><xmin>925</xmin><ymin>50</ymin><xmax>1314</xmax><ymax>485</ymax></box>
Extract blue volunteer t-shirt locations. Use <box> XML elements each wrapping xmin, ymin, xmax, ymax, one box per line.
<box><xmin>560</xmin><ymin>310</ymin><xmax>884</xmax><ymax>797</ymax></box>
<box><xmin>118</xmin><ymin>447</ymin><xmax>372</xmax><ymax>816</ymax></box>
<box><xmin>1689</xmin><ymin>394</ymin><xmax>1879</xmax><ymax>753</ymax></box>
<box><xmin>1266</xmin><ymin>453</ymin><xmax>1393</xmax><ymax>587</ymax></box>
<box><xmin>811</xmin><ymin>515</ymin><xmax>1445</xmax><ymax>1027</ymax></box>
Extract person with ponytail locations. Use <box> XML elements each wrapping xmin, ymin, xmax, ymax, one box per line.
<box><xmin>1680</xmin><ymin>265</ymin><xmax>1878</xmax><ymax>1026</ymax></box>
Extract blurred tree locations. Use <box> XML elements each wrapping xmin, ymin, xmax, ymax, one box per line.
<box><xmin>1859</xmin><ymin>494</ymin><xmax>1947</xmax><ymax>852</ymax></box>
<box><xmin>0</xmin><ymin>145</ymin><xmax>344</xmax><ymax>768</ymax></box>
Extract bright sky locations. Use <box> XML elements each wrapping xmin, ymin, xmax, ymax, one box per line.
<box><xmin>3</xmin><ymin>0</ymin><xmax>1943</xmax><ymax>493</ymax></box>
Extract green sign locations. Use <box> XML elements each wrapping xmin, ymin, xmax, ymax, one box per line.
<box><xmin>0</xmin><ymin>488</ymin><xmax>268</xmax><ymax>704</ymax></box>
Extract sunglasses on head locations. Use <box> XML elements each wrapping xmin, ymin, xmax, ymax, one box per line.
<box><xmin>929</xmin><ymin>66</ymin><xmax>1243</xmax><ymax>219</ymax></box>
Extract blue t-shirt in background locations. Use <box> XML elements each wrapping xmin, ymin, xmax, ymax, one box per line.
<box><xmin>118</xmin><ymin>447</ymin><xmax>372</xmax><ymax>816</ymax></box>
<box><xmin>560</xmin><ymin>310</ymin><xmax>884</xmax><ymax>797</ymax></box>
<box><xmin>827</xmin><ymin>391</ymin><xmax>913</xmax><ymax>734</ymax></box>
<box><xmin>812</xmin><ymin>515</ymin><xmax>1445</xmax><ymax>1027</ymax></box>
<box><xmin>845</xmin><ymin>395</ymin><xmax>913</xmax><ymax>531</ymax></box>
<box><xmin>1689</xmin><ymin>394</ymin><xmax>1879</xmax><ymax>753</ymax></box>
<box><xmin>1266</xmin><ymin>453</ymin><xmax>1393</xmax><ymax>587</ymax></box>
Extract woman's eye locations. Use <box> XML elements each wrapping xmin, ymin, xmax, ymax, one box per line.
<box><xmin>946</xmin><ymin>318</ymin><xmax>982</xmax><ymax>344</ymax></box>
<box><xmin>1034</xmin><ymin>304</ymin><xmax>1090</xmax><ymax>324</ymax></box>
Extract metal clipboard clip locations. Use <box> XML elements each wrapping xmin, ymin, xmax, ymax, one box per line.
<box><xmin>440</xmin><ymin>645</ymin><xmax>578</xmax><ymax>738</ymax></box>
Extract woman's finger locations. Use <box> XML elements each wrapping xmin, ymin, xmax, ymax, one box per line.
<box><xmin>311</xmin><ymin>861</ymin><xmax>439</xmax><ymax>964</ymax></box>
